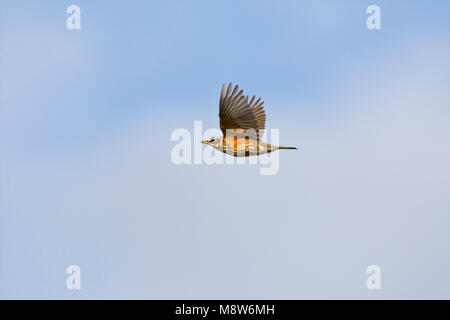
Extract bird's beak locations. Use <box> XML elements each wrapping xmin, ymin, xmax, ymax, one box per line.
<box><xmin>201</xmin><ymin>140</ymin><xmax>209</xmax><ymax>144</ymax></box>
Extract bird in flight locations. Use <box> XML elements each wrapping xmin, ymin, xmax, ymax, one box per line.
<box><xmin>202</xmin><ymin>83</ymin><xmax>297</xmax><ymax>157</ymax></box>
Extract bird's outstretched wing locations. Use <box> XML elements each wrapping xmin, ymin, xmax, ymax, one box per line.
<box><xmin>219</xmin><ymin>83</ymin><xmax>266</xmax><ymax>139</ymax></box>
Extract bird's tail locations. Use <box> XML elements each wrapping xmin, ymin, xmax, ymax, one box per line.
<box><xmin>279</xmin><ymin>146</ymin><xmax>297</xmax><ymax>150</ymax></box>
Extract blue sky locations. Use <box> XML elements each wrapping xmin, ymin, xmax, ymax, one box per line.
<box><xmin>1</xmin><ymin>0</ymin><xmax>449</xmax><ymax>298</ymax></box>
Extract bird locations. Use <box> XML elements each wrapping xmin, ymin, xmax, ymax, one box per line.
<box><xmin>202</xmin><ymin>83</ymin><xmax>297</xmax><ymax>157</ymax></box>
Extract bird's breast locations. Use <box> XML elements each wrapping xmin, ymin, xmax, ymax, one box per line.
<box><xmin>219</xmin><ymin>137</ymin><xmax>272</xmax><ymax>157</ymax></box>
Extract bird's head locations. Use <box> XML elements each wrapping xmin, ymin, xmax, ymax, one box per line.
<box><xmin>201</xmin><ymin>137</ymin><xmax>220</xmax><ymax>147</ymax></box>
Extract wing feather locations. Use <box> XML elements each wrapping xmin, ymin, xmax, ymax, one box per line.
<box><xmin>219</xmin><ymin>83</ymin><xmax>266</xmax><ymax>139</ymax></box>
